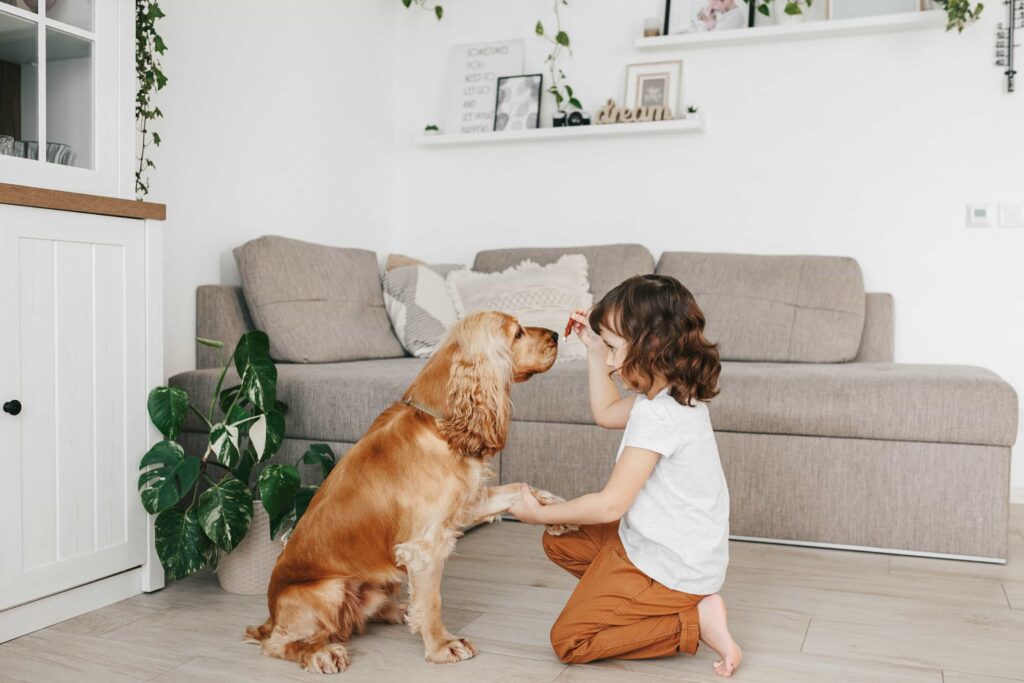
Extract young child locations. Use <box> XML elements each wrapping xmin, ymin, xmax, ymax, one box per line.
<box><xmin>509</xmin><ymin>274</ymin><xmax>741</xmax><ymax>678</ymax></box>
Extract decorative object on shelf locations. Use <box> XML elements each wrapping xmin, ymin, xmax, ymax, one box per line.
<box><xmin>935</xmin><ymin>0</ymin><xmax>985</xmax><ymax>31</ymax></box>
<box><xmin>136</xmin><ymin>0</ymin><xmax>167</xmax><ymax>199</ymax></box>
<box><xmin>829</xmin><ymin>0</ymin><xmax>917</xmax><ymax>20</ymax></box>
<box><xmin>23</xmin><ymin>0</ymin><xmax>59</xmax><ymax>11</ymax></box>
<box><xmin>687</xmin><ymin>105</ymin><xmax>700</xmax><ymax>116</ymax></box>
<box><xmin>536</xmin><ymin>0</ymin><xmax>583</xmax><ymax>124</ymax></box>
<box><xmin>444</xmin><ymin>40</ymin><xmax>524</xmax><ymax>136</ymax></box>
<box><xmin>594</xmin><ymin>99</ymin><xmax>675</xmax><ymax>124</ymax></box>
<box><xmin>625</xmin><ymin>60</ymin><xmax>682</xmax><ymax>115</ymax></box>
<box><xmin>995</xmin><ymin>0</ymin><xmax>1023</xmax><ymax>92</ymax></box>
<box><xmin>645</xmin><ymin>16</ymin><xmax>663</xmax><ymax>36</ymax></box>
<box><xmin>554</xmin><ymin>109</ymin><xmax>592</xmax><ymax>126</ymax></box>
<box><xmin>137</xmin><ymin>332</ymin><xmax>336</xmax><ymax>586</ymax></box>
<box><xmin>494</xmin><ymin>74</ymin><xmax>543</xmax><ymax>132</ymax></box>
<box><xmin>775</xmin><ymin>0</ymin><xmax>814</xmax><ymax>24</ymax></box>
<box><xmin>424</xmin><ymin>124</ymin><xmax>441</xmax><ymax>135</ymax></box>
<box><xmin>401</xmin><ymin>0</ymin><xmax>443</xmax><ymax>21</ymax></box>
<box><xmin>668</xmin><ymin>0</ymin><xmax>748</xmax><ymax>33</ymax></box>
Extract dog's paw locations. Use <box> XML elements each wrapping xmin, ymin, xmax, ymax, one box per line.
<box><xmin>302</xmin><ymin>643</ymin><xmax>350</xmax><ymax>674</ymax></box>
<box><xmin>530</xmin><ymin>487</ymin><xmax>566</xmax><ymax>506</ymax></box>
<box><xmin>545</xmin><ymin>523</ymin><xmax>580</xmax><ymax>536</ymax></box>
<box><xmin>425</xmin><ymin>637</ymin><xmax>478</xmax><ymax>663</ymax></box>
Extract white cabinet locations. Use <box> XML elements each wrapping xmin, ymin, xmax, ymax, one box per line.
<box><xmin>0</xmin><ymin>192</ymin><xmax>163</xmax><ymax>641</ymax></box>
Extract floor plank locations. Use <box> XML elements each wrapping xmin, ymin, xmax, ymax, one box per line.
<box><xmin>0</xmin><ymin>629</ymin><xmax>192</xmax><ymax>683</ymax></box>
<box><xmin>802</xmin><ymin>618</ymin><xmax>1024</xmax><ymax>680</ymax></box>
<box><xmin>942</xmin><ymin>671</ymin><xmax>1024</xmax><ymax>683</ymax></box>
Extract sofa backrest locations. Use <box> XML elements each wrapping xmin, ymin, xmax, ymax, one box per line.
<box><xmin>473</xmin><ymin>244</ymin><xmax>655</xmax><ymax>301</ymax></box>
<box><xmin>656</xmin><ymin>252</ymin><xmax>867</xmax><ymax>363</ymax></box>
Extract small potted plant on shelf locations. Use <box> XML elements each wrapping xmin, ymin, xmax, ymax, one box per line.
<box><xmin>773</xmin><ymin>0</ymin><xmax>813</xmax><ymax>25</ymax></box>
<box><xmin>424</xmin><ymin>124</ymin><xmax>441</xmax><ymax>135</ymax></box>
<box><xmin>687</xmin><ymin>105</ymin><xmax>699</xmax><ymax>119</ymax></box>
<box><xmin>139</xmin><ymin>331</ymin><xmax>337</xmax><ymax>594</ymax></box>
<box><xmin>536</xmin><ymin>1</ymin><xmax>584</xmax><ymax>127</ymax></box>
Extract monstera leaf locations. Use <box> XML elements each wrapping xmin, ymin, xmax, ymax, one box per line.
<box><xmin>138</xmin><ymin>440</ymin><xmax>200</xmax><ymax>514</ymax></box>
<box><xmin>258</xmin><ymin>464</ymin><xmax>301</xmax><ymax>539</ymax></box>
<box><xmin>301</xmin><ymin>444</ymin><xmax>337</xmax><ymax>480</ymax></box>
<box><xmin>155</xmin><ymin>508</ymin><xmax>210</xmax><ymax>581</ymax></box>
<box><xmin>234</xmin><ymin>332</ymin><xmax>277</xmax><ymax>412</ymax></box>
<box><xmin>147</xmin><ymin>386</ymin><xmax>189</xmax><ymax>440</ymax></box>
<box><xmin>198</xmin><ymin>475</ymin><xmax>253</xmax><ymax>552</ymax></box>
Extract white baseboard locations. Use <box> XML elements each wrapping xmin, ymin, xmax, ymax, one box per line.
<box><xmin>0</xmin><ymin>568</ymin><xmax>142</xmax><ymax>643</ymax></box>
<box><xmin>1012</xmin><ymin>487</ymin><xmax>1024</xmax><ymax>505</ymax></box>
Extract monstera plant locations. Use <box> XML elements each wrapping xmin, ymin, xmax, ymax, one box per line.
<box><xmin>139</xmin><ymin>331</ymin><xmax>336</xmax><ymax>581</ymax></box>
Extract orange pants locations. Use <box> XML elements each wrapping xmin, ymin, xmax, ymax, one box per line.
<box><xmin>542</xmin><ymin>520</ymin><xmax>703</xmax><ymax>664</ymax></box>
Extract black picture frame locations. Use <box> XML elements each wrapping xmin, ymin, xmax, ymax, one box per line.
<box><xmin>663</xmin><ymin>0</ymin><xmax>672</xmax><ymax>35</ymax></box>
<box><xmin>493</xmin><ymin>74</ymin><xmax>543</xmax><ymax>133</ymax></box>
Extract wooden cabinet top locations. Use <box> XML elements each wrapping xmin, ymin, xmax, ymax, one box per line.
<box><xmin>0</xmin><ymin>183</ymin><xmax>166</xmax><ymax>221</ymax></box>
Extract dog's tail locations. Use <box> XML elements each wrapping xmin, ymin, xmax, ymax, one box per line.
<box><xmin>243</xmin><ymin>619</ymin><xmax>272</xmax><ymax>644</ymax></box>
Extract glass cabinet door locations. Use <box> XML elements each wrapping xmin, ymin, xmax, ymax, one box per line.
<box><xmin>0</xmin><ymin>0</ymin><xmax>101</xmax><ymax>176</ymax></box>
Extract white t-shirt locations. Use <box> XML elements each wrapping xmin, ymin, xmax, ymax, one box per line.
<box><xmin>616</xmin><ymin>388</ymin><xmax>730</xmax><ymax>595</ymax></box>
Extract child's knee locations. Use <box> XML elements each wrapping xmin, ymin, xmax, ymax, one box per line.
<box><xmin>550</xmin><ymin>616</ymin><xmax>590</xmax><ymax>664</ymax></box>
<box><xmin>541</xmin><ymin>529</ymin><xmax>563</xmax><ymax>560</ymax></box>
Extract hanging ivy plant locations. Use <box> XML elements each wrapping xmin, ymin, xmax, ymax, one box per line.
<box><xmin>536</xmin><ymin>0</ymin><xmax>582</xmax><ymax>113</ymax></box>
<box><xmin>136</xmin><ymin>0</ymin><xmax>167</xmax><ymax>199</ymax></box>
<box><xmin>402</xmin><ymin>0</ymin><xmax>443</xmax><ymax>21</ymax></box>
<box><xmin>934</xmin><ymin>0</ymin><xmax>983</xmax><ymax>32</ymax></box>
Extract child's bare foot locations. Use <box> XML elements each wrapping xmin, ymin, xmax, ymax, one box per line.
<box><xmin>697</xmin><ymin>593</ymin><xmax>742</xmax><ymax>678</ymax></box>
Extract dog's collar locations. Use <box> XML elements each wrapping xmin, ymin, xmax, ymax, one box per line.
<box><xmin>402</xmin><ymin>398</ymin><xmax>445</xmax><ymax>422</ymax></box>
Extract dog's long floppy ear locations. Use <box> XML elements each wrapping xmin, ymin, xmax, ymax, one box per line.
<box><xmin>440</xmin><ymin>313</ymin><xmax>513</xmax><ymax>457</ymax></box>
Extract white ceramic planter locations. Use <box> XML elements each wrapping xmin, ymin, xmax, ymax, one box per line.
<box><xmin>216</xmin><ymin>505</ymin><xmax>284</xmax><ymax>595</ymax></box>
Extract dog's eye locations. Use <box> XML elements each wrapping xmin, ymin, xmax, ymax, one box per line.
<box><xmin>515</xmin><ymin>328</ymin><xmax>524</xmax><ymax>339</ymax></box>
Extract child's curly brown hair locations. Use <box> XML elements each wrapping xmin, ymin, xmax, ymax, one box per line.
<box><xmin>590</xmin><ymin>274</ymin><xmax>720</xmax><ymax>407</ymax></box>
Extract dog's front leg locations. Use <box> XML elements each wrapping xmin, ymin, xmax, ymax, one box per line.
<box><xmin>394</xmin><ymin>539</ymin><xmax>477</xmax><ymax>664</ymax></box>
<box><xmin>465</xmin><ymin>483</ymin><xmax>525</xmax><ymax>527</ymax></box>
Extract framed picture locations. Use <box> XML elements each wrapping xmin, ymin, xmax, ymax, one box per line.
<box><xmin>444</xmin><ymin>40</ymin><xmax>525</xmax><ymax>135</ymax></box>
<box><xmin>494</xmin><ymin>74</ymin><xmax>542</xmax><ymax>132</ymax></box>
<box><xmin>625</xmin><ymin>61</ymin><xmax>682</xmax><ymax>115</ymax></box>
<box><xmin>666</xmin><ymin>0</ymin><xmax>749</xmax><ymax>34</ymax></box>
<box><xmin>828</xmin><ymin>0</ymin><xmax>919</xmax><ymax>20</ymax></box>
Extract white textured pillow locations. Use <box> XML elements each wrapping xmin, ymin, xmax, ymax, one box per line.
<box><xmin>446</xmin><ymin>254</ymin><xmax>593</xmax><ymax>360</ymax></box>
<box><xmin>383</xmin><ymin>265</ymin><xmax>459</xmax><ymax>358</ymax></box>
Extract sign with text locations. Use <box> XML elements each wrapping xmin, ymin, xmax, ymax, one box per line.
<box><xmin>444</xmin><ymin>40</ymin><xmax>524</xmax><ymax>135</ymax></box>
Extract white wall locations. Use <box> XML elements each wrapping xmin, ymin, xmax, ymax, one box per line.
<box><xmin>391</xmin><ymin>0</ymin><xmax>1024</xmax><ymax>493</ymax></box>
<box><xmin>152</xmin><ymin>0</ymin><xmax>398</xmax><ymax>377</ymax></box>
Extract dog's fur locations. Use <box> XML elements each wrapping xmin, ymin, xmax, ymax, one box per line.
<box><xmin>244</xmin><ymin>311</ymin><xmax>562</xmax><ymax>673</ymax></box>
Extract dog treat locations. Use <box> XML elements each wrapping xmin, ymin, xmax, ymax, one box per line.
<box><xmin>564</xmin><ymin>316</ymin><xmax>574</xmax><ymax>339</ymax></box>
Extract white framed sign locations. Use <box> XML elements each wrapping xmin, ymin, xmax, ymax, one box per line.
<box><xmin>444</xmin><ymin>40</ymin><xmax>525</xmax><ymax>135</ymax></box>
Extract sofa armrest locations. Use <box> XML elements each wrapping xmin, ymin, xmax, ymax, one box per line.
<box><xmin>196</xmin><ymin>285</ymin><xmax>254</xmax><ymax>369</ymax></box>
<box><xmin>855</xmin><ymin>292</ymin><xmax>894</xmax><ymax>363</ymax></box>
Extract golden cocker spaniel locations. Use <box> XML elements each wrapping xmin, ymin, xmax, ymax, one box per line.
<box><xmin>245</xmin><ymin>311</ymin><xmax>564</xmax><ymax>673</ymax></box>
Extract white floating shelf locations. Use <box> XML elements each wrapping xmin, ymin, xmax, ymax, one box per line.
<box><xmin>416</xmin><ymin>116</ymin><xmax>704</xmax><ymax>147</ymax></box>
<box><xmin>636</xmin><ymin>10</ymin><xmax>945</xmax><ymax>50</ymax></box>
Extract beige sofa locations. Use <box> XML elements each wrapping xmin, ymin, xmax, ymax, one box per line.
<box><xmin>171</xmin><ymin>242</ymin><xmax>1018</xmax><ymax>562</ymax></box>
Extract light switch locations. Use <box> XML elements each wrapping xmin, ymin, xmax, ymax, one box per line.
<box><xmin>999</xmin><ymin>203</ymin><xmax>1024</xmax><ymax>228</ymax></box>
<box><xmin>966</xmin><ymin>204</ymin><xmax>993</xmax><ymax>228</ymax></box>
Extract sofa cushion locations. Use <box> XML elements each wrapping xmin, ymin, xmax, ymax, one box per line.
<box><xmin>383</xmin><ymin>264</ymin><xmax>458</xmax><ymax>358</ymax></box>
<box><xmin>172</xmin><ymin>358</ymin><xmax>427</xmax><ymax>443</ymax></box>
<box><xmin>656</xmin><ymin>252</ymin><xmax>866</xmax><ymax>363</ymax></box>
<box><xmin>507</xmin><ymin>361</ymin><xmax>1018</xmax><ymax>447</ymax></box>
<box><xmin>447</xmin><ymin>254</ymin><xmax>593</xmax><ymax>361</ymax></box>
<box><xmin>473</xmin><ymin>244</ymin><xmax>654</xmax><ymax>300</ymax></box>
<box><xmin>233</xmin><ymin>236</ymin><xmax>405</xmax><ymax>363</ymax></box>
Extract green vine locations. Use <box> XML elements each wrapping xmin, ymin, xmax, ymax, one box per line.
<box><xmin>536</xmin><ymin>0</ymin><xmax>581</xmax><ymax>112</ymax></box>
<box><xmin>401</xmin><ymin>0</ymin><xmax>443</xmax><ymax>21</ymax></box>
<box><xmin>934</xmin><ymin>0</ymin><xmax>983</xmax><ymax>32</ymax></box>
<box><xmin>135</xmin><ymin>0</ymin><xmax>167</xmax><ymax>199</ymax></box>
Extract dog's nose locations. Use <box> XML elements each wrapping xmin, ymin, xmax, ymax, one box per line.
<box><xmin>547</xmin><ymin>329</ymin><xmax>559</xmax><ymax>343</ymax></box>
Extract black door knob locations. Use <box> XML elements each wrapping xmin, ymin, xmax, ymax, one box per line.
<box><xmin>3</xmin><ymin>400</ymin><xmax>21</xmax><ymax>416</ymax></box>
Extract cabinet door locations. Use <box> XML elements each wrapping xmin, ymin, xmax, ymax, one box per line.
<box><xmin>0</xmin><ymin>205</ymin><xmax>149</xmax><ymax>610</ymax></box>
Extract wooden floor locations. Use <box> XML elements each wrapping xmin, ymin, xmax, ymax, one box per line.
<box><xmin>3</xmin><ymin>506</ymin><xmax>1024</xmax><ymax>682</ymax></box>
